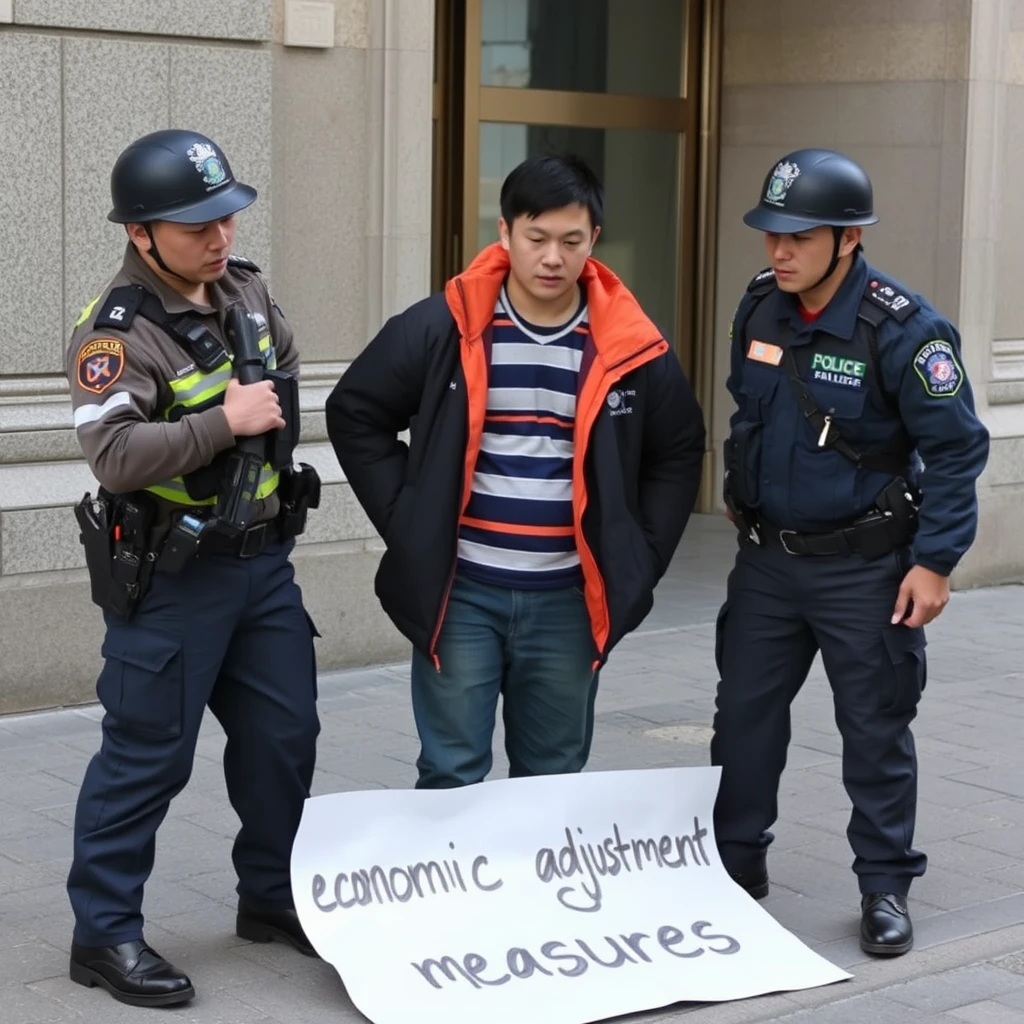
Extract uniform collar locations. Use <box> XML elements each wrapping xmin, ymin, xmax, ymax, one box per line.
<box><xmin>768</xmin><ymin>253</ymin><xmax>868</xmax><ymax>342</ymax></box>
<box><xmin>121</xmin><ymin>242</ymin><xmax>218</xmax><ymax>316</ymax></box>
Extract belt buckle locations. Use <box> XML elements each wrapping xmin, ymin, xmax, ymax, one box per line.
<box><xmin>238</xmin><ymin>523</ymin><xmax>267</xmax><ymax>559</ymax></box>
<box><xmin>778</xmin><ymin>529</ymin><xmax>802</xmax><ymax>555</ymax></box>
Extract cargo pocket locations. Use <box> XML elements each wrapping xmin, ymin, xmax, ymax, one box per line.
<box><xmin>97</xmin><ymin>627</ymin><xmax>185</xmax><ymax>739</ymax></box>
<box><xmin>879</xmin><ymin>625</ymin><xmax>927</xmax><ymax>716</ymax></box>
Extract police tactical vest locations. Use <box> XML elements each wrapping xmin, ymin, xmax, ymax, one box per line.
<box><xmin>735</xmin><ymin>268</ymin><xmax>915</xmax><ymax>526</ymax></box>
<box><xmin>89</xmin><ymin>262</ymin><xmax>280</xmax><ymax>507</ymax></box>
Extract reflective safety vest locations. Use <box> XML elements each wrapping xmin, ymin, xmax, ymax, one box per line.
<box><xmin>149</xmin><ymin>333</ymin><xmax>281</xmax><ymax>505</ymax></box>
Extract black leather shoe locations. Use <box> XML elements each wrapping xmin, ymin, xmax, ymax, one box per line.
<box><xmin>69</xmin><ymin>941</ymin><xmax>195</xmax><ymax>1007</ymax></box>
<box><xmin>860</xmin><ymin>893</ymin><xmax>913</xmax><ymax>956</ymax></box>
<box><xmin>236</xmin><ymin>899</ymin><xmax>319</xmax><ymax>958</ymax></box>
<box><xmin>729</xmin><ymin>863</ymin><xmax>770</xmax><ymax>900</ymax></box>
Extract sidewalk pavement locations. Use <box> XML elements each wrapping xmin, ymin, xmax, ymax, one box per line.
<box><xmin>1</xmin><ymin>514</ymin><xmax>1023</xmax><ymax>1023</ymax></box>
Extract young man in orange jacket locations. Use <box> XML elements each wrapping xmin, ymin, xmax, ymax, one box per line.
<box><xmin>327</xmin><ymin>154</ymin><xmax>705</xmax><ymax>787</ymax></box>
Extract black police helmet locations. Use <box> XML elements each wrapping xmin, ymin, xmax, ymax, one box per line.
<box><xmin>743</xmin><ymin>148</ymin><xmax>878</xmax><ymax>233</ymax></box>
<box><xmin>108</xmin><ymin>129</ymin><xmax>257</xmax><ymax>225</ymax></box>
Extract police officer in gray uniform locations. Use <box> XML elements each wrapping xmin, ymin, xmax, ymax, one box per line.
<box><xmin>714</xmin><ymin>149</ymin><xmax>989</xmax><ymax>956</ymax></box>
<box><xmin>66</xmin><ymin>130</ymin><xmax>322</xmax><ymax>1007</ymax></box>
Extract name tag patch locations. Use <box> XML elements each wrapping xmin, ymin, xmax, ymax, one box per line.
<box><xmin>747</xmin><ymin>340</ymin><xmax>783</xmax><ymax>366</ymax></box>
<box><xmin>811</xmin><ymin>352</ymin><xmax>865</xmax><ymax>390</ymax></box>
<box><xmin>914</xmin><ymin>339</ymin><xmax>962</xmax><ymax>397</ymax></box>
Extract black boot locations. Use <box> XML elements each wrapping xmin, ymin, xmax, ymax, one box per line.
<box><xmin>860</xmin><ymin>893</ymin><xmax>913</xmax><ymax>956</ymax></box>
<box><xmin>729</xmin><ymin>862</ymin><xmax>769</xmax><ymax>900</ymax></box>
<box><xmin>236</xmin><ymin>899</ymin><xmax>319</xmax><ymax>958</ymax></box>
<box><xmin>69</xmin><ymin>940</ymin><xmax>195</xmax><ymax>1007</ymax></box>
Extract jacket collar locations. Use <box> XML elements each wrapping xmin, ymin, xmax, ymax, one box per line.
<box><xmin>767</xmin><ymin>252</ymin><xmax>868</xmax><ymax>342</ymax></box>
<box><xmin>445</xmin><ymin>243</ymin><xmax>662</xmax><ymax>364</ymax></box>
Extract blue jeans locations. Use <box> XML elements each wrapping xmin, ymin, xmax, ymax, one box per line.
<box><xmin>411</xmin><ymin>575</ymin><xmax>598</xmax><ymax>788</ymax></box>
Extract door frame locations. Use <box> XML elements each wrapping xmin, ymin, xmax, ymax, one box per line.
<box><xmin>432</xmin><ymin>0</ymin><xmax>724</xmax><ymax>506</ymax></box>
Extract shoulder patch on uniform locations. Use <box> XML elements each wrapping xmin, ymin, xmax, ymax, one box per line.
<box><xmin>227</xmin><ymin>254</ymin><xmax>261</xmax><ymax>274</ymax></box>
<box><xmin>747</xmin><ymin>267</ymin><xmax>776</xmax><ymax>295</ymax></box>
<box><xmin>913</xmin><ymin>339</ymin><xmax>963</xmax><ymax>398</ymax></box>
<box><xmin>77</xmin><ymin>338</ymin><xmax>125</xmax><ymax>395</ymax></box>
<box><xmin>864</xmin><ymin>276</ymin><xmax>919</xmax><ymax>323</ymax></box>
<box><xmin>94</xmin><ymin>286</ymin><xmax>144</xmax><ymax>331</ymax></box>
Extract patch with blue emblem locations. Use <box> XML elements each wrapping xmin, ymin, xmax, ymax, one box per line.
<box><xmin>913</xmin><ymin>339</ymin><xmax>962</xmax><ymax>397</ymax></box>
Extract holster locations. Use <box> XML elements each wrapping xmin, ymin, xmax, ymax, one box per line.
<box><xmin>851</xmin><ymin>476</ymin><xmax>920</xmax><ymax>559</ymax></box>
<box><xmin>723</xmin><ymin>420</ymin><xmax>764</xmax><ymax>510</ymax></box>
<box><xmin>277</xmin><ymin>462</ymin><xmax>322</xmax><ymax>539</ymax></box>
<box><xmin>74</xmin><ymin>489</ymin><xmax>158</xmax><ymax>620</ymax></box>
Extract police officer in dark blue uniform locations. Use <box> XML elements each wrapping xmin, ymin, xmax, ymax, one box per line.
<box><xmin>713</xmin><ymin>149</ymin><xmax>989</xmax><ymax>956</ymax></box>
<box><xmin>65</xmin><ymin>130</ymin><xmax>323</xmax><ymax>1006</ymax></box>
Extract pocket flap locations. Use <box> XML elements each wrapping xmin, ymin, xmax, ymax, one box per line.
<box><xmin>882</xmin><ymin>624</ymin><xmax>927</xmax><ymax>663</ymax></box>
<box><xmin>101</xmin><ymin>628</ymin><xmax>183</xmax><ymax>674</ymax></box>
<box><xmin>810</xmin><ymin>384</ymin><xmax>866</xmax><ymax>420</ymax></box>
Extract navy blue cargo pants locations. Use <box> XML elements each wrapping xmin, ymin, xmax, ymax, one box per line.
<box><xmin>67</xmin><ymin>538</ymin><xmax>320</xmax><ymax>946</ymax></box>
<box><xmin>711</xmin><ymin>533</ymin><xmax>928</xmax><ymax>896</ymax></box>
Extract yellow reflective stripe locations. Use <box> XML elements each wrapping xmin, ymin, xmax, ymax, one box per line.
<box><xmin>173</xmin><ymin>379</ymin><xmax>229</xmax><ymax>412</ymax></box>
<box><xmin>168</xmin><ymin>360</ymin><xmax>231</xmax><ymax>397</ymax></box>
<box><xmin>75</xmin><ymin>296</ymin><xmax>101</xmax><ymax>328</ymax></box>
<box><xmin>144</xmin><ymin>481</ymin><xmax>217</xmax><ymax>506</ymax></box>
<box><xmin>146</xmin><ymin>463</ymin><xmax>278</xmax><ymax>506</ymax></box>
<box><xmin>255</xmin><ymin>467</ymin><xmax>279</xmax><ymax>499</ymax></box>
<box><xmin>258</xmin><ymin>334</ymin><xmax>277</xmax><ymax>371</ymax></box>
<box><xmin>165</xmin><ymin>340</ymin><xmax>275</xmax><ymax>411</ymax></box>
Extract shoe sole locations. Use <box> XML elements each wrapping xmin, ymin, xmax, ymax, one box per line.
<box><xmin>236</xmin><ymin>915</ymin><xmax>319</xmax><ymax>958</ymax></box>
<box><xmin>860</xmin><ymin>936</ymin><xmax>914</xmax><ymax>957</ymax></box>
<box><xmin>744</xmin><ymin>880</ymin><xmax>770</xmax><ymax>900</ymax></box>
<box><xmin>69</xmin><ymin>960</ymin><xmax>195</xmax><ymax>1007</ymax></box>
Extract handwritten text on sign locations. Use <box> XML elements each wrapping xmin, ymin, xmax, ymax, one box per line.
<box><xmin>291</xmin><ymin>767</ymin><xmax>849</xmax><ymax>1024</ymax></box>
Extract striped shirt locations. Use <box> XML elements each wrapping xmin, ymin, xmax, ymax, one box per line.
<box><xmin>456</xmin><ymin>283</ymin><xmax>588</xmax><ymax>589</ymax></box>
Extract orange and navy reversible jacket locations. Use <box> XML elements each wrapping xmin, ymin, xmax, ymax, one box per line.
<box><xmin>326</xmin><ymin>244</ymin><xmax>706</xmax><ymax>667</ymax></box>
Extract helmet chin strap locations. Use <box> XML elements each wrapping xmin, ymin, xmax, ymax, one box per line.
<box><xmin>143</xmin><ymin>223</ymin><xmax>193</xmax><ymax>284</ymax></box>
<box><xmin>807</xmin><ymin>226</ymin><xmax>845</xmax><ymax>291</ymax></box>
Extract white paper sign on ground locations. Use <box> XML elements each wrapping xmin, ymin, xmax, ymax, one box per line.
<box><xmin>291</xmin><ymin>767</ymin><xmax>850</xmax><ymax>1024</ymax></box>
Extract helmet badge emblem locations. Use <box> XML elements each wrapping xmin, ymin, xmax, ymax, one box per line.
<box><xmin>765</xmin><ymin>160</ymin><xmax>800</xmax><ymax>207</ymax></box>
<box><xmin>187</xmin><ymin>142</ymin><xmax>227</xmax><ymax>191</ymax></box>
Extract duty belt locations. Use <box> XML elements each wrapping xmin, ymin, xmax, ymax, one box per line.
<box><xmin>757</xmin><ymin>510</ymin><xmax>914</xmax><ymax>560</ymax></box>
<box><xmin>198</xmin><ymin>519</ymin><xmax>285</xmax><ymax>559</ymax></box>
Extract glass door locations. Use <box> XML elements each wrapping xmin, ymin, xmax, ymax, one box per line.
<box><xmin>434</xmin><ymin>0</ymin><xmax>702</xmax><ymax>377</ymax></box>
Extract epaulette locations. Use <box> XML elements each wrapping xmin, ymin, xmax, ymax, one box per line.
<box><xmin>863</xmin><ymin>274</ymin><xmax>919</xmax><ymax>324</ymax></box>
<box><xmin>227</xmin><ymin>254</ymin><xmax>262</xmax><ymax>275</ymax></box>
<box><xmin>746</xmin><ymin>267</ymin><xmax>776</xmax><ymax>296</ymax></box>
<box><xmin>92</xmin><ymin>285</ymin><xmax>147</xmax><ymax>331</ymax></box>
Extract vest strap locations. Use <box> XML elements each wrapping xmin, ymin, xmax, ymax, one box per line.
<box><xmin>781</xmin><ymin>347</ymin><xmax>907</xmax><ymax>475</ymax></box>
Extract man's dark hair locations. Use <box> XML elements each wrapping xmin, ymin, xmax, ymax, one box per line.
<box><xmin>499</xmin><ymin>154</ymin><xmax>604</xmax><ymax>231</ymax></box>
